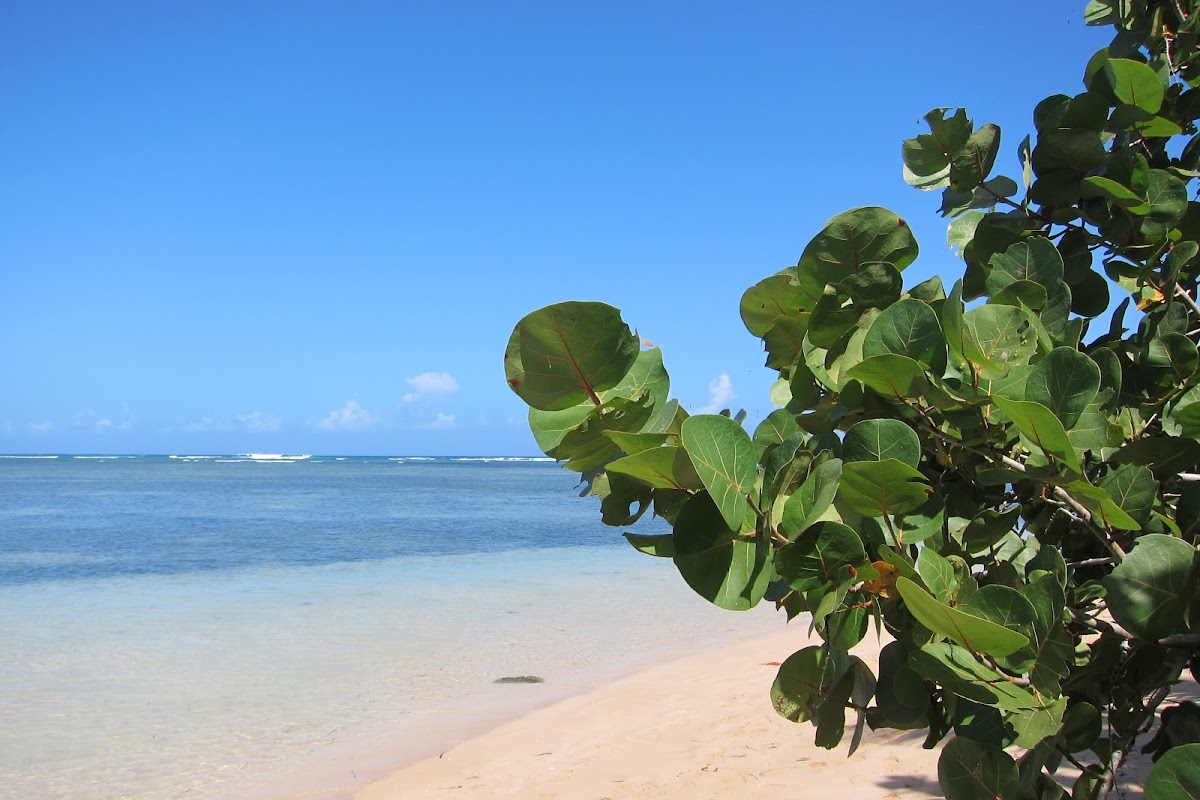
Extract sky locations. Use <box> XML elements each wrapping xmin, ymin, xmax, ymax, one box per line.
<box><xmin>1</xmin><ymin>1</ymin><xmax>1114</xmax><ymax>456</ymax></box>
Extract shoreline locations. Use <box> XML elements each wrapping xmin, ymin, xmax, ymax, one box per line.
<box><xmin>346</xmin><ymin>624</ymin><xmax>950</xmax><ymax>800</ymax></box>
<box><xmin>247</xmin><ymin>604</ymin><xmax>784</xmax><ymax>800</ymax></box>
<box><xmin>328</xmin><ymin>626</ymin><xmax>1200</xmax><ymax>800</ymax></box>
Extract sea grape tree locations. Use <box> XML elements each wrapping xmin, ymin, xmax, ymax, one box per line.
<box><xmin>503</xmin><ymin>2</ymin><xmax>1200</xmax><ymax>797</ymax></box>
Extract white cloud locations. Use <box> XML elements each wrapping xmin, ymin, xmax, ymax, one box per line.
<box><xmin>318</xmin><ymin>400</ymin><xmax>372</xmax><ymax>430</ymax></box>
<box><xmin>182</xmin><ymin>412</ymin><xmax>281</xmax><ymax>433</ymax></box>
<box><xmin>402</xmin><ymin>372</ymin><xmax>459</xmax><ymax>403</ymax></box>
<box><xmin>27</xmin><ymin>420</ymin><xmax>56</xmax><ymax>434</ymax></box>
<box><xmin>95</xmin><ymin>418</ymin><xmax>133</xmax><ymax>433</ymax></box>
<box><xmin>698</xmin><ymin>373</ymin><xmax>735</xmax><ymax>414</ymax></box>
<box><xmin>235</xmin><ymin>411</ymin><xmax>281</xmax><ymax>433</ymax></box>
<box><xmin>429</xmin><ymin>412</ymin><xmax>457</xmax><ymax>429</ymax></box>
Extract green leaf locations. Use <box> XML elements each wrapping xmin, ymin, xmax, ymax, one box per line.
<box><xmin>839</xmin><ymin>262</ymin><xmax>903</xmax><ymax>311</ymax></box>
<box><xmin>1103</xmin><ymin>534</ymin><xmax>1197</xmax><ymax>641</ymax></box>
<box><xmin>776</xmin><ymin>521</ymin><xmax>866</xmax><ymax>593</ymax></box>
<box><xmin>917</xmin><ymin>546</ymin><xmax>963</xmax><ymax>605</ymax></box>
<box><xmin>1009</xmin><ymin>696</ymin><xmax>1068</xmax><ymax>749</ymax></box>
<box><xmin>992</xmin><ymin>396</ymin><xmax>1083</xmax><ymax>473</ymax></box>
<box><xmin>672</xmin><ymin>493</ymin><xmax>770</xmax><ymax>611</ymax></box>
<box><xmin>985</xmin><ymin>237</ymin><xmax>1065</xmax><ymax>296</ymax></box>
<box><xmin>770</xmin><ymin>645</ymin><xmax>847</xmax><ymax>723</ymax></box>
<box><xmin>838</xmin><ymin>459</ymin><xmax>932</xmax><ymax>518</ymax></box>
<box><xmin>505</xmin><ymin>302</ymin><xmax>641</xmax><ymax>411</ymax></box>
<box><xmin>948</xmin><ymin>211</ymin><xmax>985</xmax><ymax>259</ymax></box>
<box><xmin>963</xmin><ymin>304</ymin><xmax>1039</xmax><ymax>377</ymax></box>
<box><xmin>1082</xmin><ymin>175</ymin><xmax>1150</xmax><ymax>212</ymax></box>
<box><xmin>796</xmin><ymin>207</ymin><xmax>919</xmax><ymax>287</ymax></box>
<box><xmin>1062</xmin><ymin>702</ymin><xmax>1102</xmax><ymax>753</ymax></box>
<box><xmin>1106</xmin><ymin>58</ymin><xmax>1164</xmax><ymax>113</ymax></box>
<box><xmin>862</xmin><ymin>297</ymin><xmax>947</xmax><ymax>374</ymax></box>
<box><xmin>606</xmin><ymin>446</ymin><xmax>704</xmax><ymax>490</ymax></box>
<box><xmin>604</xmin><ymin>431</ymin><xmax>671</xmax><ymax>455</ymax></box>
<box><xmin>528</xmin><ymin>404</ymin><xmax>591</xmax><ymax>455</ymax></box>
<box><xmin>989</xmin><ymin>279</ymin><xmax>1048</xmax><ymax>310</ymax></box>
<box><xmin>949</xmin><ymin>123</ymin><xmax>1001</xmax><ymax>193</ymax></box>
<box><xmin>1024</xmin><ymin>347</ymin><xmax>1102</xmax><ymax>431</ymax></box>
<box><xmin>911</xmin><ymin>643</ymin><xmax>1039</xmax><ymax>711</ymax></box>
<box><xmin>623</xmin><ymin>532</ymin><xmax>674</xmax><ymax>558</ymax></box>
<box><xmin>681</xmin><ymin>415</ymin><xmax>757</xmax><ymax>530</ymax></box>
<box><xmin>846</xmin><ymin>354</ymin><xmax>928</xmax><ymax>398</ymax></box>
<box><xmin>938</xmin><ymin>737</ymin><xmax>1019</xmax><ymax>800</ymax></box>
<box><xmin>903</xmin><ymin>108</ymin><xmax>972</xmax><ymax>190</ymax></box>
<box><xmin>781</xmin><ymin>458</ymin><xmax>843</xmax><ymax>540</ymax></box>
<box><xmin>762</xmin><ymin>315</ymin><xmax>812</xmax><ymax>369</ymax></box>
<box><xmin>555</xmin><ymin>395</ymin><xmax>658</xmax><ymax>471</ymax></box>
<box><xmin>741</xmin><ymin>271</ymin><xmax>815</xmax><ymax>336</ymax></box>
<box><xmin>1032</xmin><ymin>129</ymin><xmax>1106</xmax><ymax>176</ymax></box>
<box><xmin>842</xmin><ymin>419</ymin><xmax>921</xmax><ymax>467</ymax></box>
<box><xmin>1066</xmin><ymin>480</ymin><xmax>1142</xmax><ymax>530</ymax></box>
<box><xmin>875</xmin><ymin>640</ymin><xmax>931</xmax><ymax>726</ymax></box>
<box><xmin>1144</xmin><ymin>742</ymin><xmax>1200</xmax><ymax>800</ymax></box>
<box><xmin>897</xmin><ymin>577</ymin><xmax>1030</xmax><ymax>657</ymax></box>
<box><xmin>892</xmin><ymin>495</ymin><xmax>947</xmax><ymax>546</ymax></box>
<box><xmin>959</xmin><ymin>584</ymin><xmax>1038</xmax><ymax>647</ymax></box>
<box><xmin>1143</xmin><ymin>170</ymin><xmax>1190</xmax><ymax>238</ymax></box>
<box><xmin>1097</xmin><ymin>464</ymin><xmax>1158</xmax><ymax>527</ymax></box>
<box><xmin>753</xmin><ymin>408</ymin><xmax>801</xmax><ymax>451</ymax></box>
<box><xmin>528</xmin><ymin>347</ymin><xmax>670</xmax><ymax>454</ymax></box>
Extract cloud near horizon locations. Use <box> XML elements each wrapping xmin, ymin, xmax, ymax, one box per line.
<box><xmin>183</xmin><ymin>411</ymin><xmax>281</xmax><ymax>433</ymax></box>
<box><xmin>402</xmin><ymin>372</ymin><xmax>459</xmax><ymax>403</ymax></box>
<box><xmin>698</xmin><ymin>373</ymin><xmax>735</xmax><ymax>414</ymax></box>
<box><xmin>317</xmin><ymin>399</ymin><xmax>372</xmax><ymax>430</ymax></box>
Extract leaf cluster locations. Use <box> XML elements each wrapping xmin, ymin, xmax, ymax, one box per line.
<box><xmin>503</xmin><ymin>3</ymin><xmax>1200</xmax><ymax>797</ymax></box>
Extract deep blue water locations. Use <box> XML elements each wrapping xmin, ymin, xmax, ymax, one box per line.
<box><xmin>0</xmin><ymin>455</ymin><xmax>618</xmax><ymax>585</ymax></box>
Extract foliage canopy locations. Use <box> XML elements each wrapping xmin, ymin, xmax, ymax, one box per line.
<box><xmin>504</xmin><ymin>2</ymin><xmax>1200</xmax><ymax>797</ymax></box>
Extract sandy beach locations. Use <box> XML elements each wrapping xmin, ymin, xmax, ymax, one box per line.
<box><xmin>353</xmin><ymin>625</ymin><xmax>945</xmax><ymax>800</ymax></box>
<box><xmin>342</xmin><ymin>621</ymin><xmax>1200</xmax><ymax>800</ymax></box>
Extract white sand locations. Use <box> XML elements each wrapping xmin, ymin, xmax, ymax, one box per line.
<box><xmin>354</xmin><ymin>626</ymin><xmax>946</xmax><ymax>800</ymax></box>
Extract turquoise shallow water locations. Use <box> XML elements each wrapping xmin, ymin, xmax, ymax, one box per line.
<box><xmin>0</xmin><ymin>456</ymin><xmax>782</xmax><ymax>800</ymax></box>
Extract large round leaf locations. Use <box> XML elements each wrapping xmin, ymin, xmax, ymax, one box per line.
<box><xmin>985</xmin><ymin>237</ymin><xmax>1064</xmax><ymax>296</ymax></box>
<box><xmin>797</xmin><ymin>207</ymin><xmax>919</xmax><ymax>287</ymax></box>
<box><xmin>845</xmin><ymin>353</ymin><xmax>928</xmax><ymax>399</ymax></box>
<box><xmin>741</xmin><ymin>270</ymin><xmax>816</xmax><ymax>336</ymax></box>
<box><xmin>962</xmin><ymin>304</ymin><xmax>1038</xmax><ymax>376</ymax></box>
<box><xmin>1105</xmin><ymin>58</ymin><xmax>1164</xmax><ymax>114</ymax></box>
<box><xmin>672</xmin><ymin>493</ymin><xmax>770</xmax><ymax>611</ymax></box>
<box><xmin>1145</xmin><ymin>742</ymin><xmax>1200</xmax><ymax>800</ymax></box>
<box><xmin>1103</xmin><ymin>534</ymin><xmax>1197</xmax><ymax>641</ymax></box>
<box><xmin>838</xmin><ymin>459</ymin><xmax>932</xmax><ymax>517</ymax></box>
<box><xmin>776</xmin><ymin>521</ymin><xmax>865</xmax><ymax>593</ymax></box>
<box><xmin>842</xmin><ymin>419</ymin><xmax>921</xmax><ymax>467</ymax></box>
<box><xmin>1025</xmin><ymin>347</ymin><xmax>1101</xmax><ymax>431</ymax></box>
<box><xmin>681</xmin><ymin>415</ymin><xmax>757</xmax><ymax>530</ymax></box>
<box><xmin>862</xmin><ymin>297</ymin><xmax>947</xmax><ymax>374</ymax></box>
<box><xmin>938</xmin><ymin>737</ymin><xmax>1019</xmax><ymax>800</ymax></box>
<box><xmin>505</xmin><ymin>302</ymin><xmax>640</xmax><ymax>411</ymax></box>
<box><xmin>605</xmin><ymin>446</ymin><xmax>704</xmax><ymax>491</ymax></box>
<box><xmin>770</xmin><ymin>645</ymin><xmax>847</xmax><ymax>723</ymax></box>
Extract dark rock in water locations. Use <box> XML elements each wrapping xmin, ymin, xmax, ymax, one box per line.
<box><xmin>493</xmin><ymin>675</ymin><xmax>545</xmax><ymax>684</ymax></box>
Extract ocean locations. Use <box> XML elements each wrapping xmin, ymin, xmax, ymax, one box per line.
<box><xmin>0</xmin><ymin>455</ymin><xmax>782</xmax><ymax>800</ymax></box>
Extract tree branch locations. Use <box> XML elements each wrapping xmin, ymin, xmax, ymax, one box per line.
<box><xmin>916</xmin><ymin>421</ymin><xmax>1126</xmax><ymax>561</ymax></box>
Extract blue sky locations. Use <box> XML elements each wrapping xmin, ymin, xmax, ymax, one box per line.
<box><xmin>1</xmin><ymin>2</ymin><xmax>1111</xmax><ymax>456</ymax></box>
